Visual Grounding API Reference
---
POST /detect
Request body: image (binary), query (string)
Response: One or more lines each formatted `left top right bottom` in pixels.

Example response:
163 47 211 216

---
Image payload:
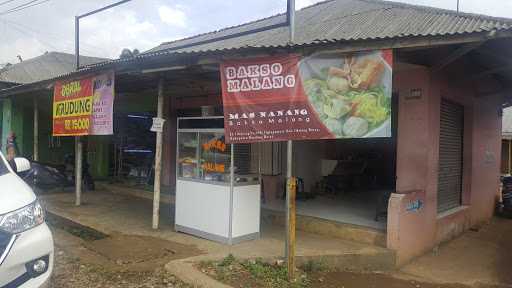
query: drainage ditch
46 212 108 241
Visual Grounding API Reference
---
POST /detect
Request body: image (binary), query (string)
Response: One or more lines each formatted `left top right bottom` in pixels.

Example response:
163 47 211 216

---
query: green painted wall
0 90 157 178
0 93 75 164
20 105 34 158
37 101 74 164
88 136 111 178
1 99 12 154
0 97 34 158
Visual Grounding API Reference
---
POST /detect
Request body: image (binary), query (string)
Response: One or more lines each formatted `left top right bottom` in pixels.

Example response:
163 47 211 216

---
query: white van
0 152 54 287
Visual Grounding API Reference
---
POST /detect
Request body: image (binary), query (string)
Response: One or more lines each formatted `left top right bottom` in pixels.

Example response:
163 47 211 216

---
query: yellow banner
53 96 93 119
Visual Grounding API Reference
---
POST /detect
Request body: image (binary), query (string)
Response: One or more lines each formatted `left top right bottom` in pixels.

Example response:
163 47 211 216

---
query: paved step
262 208 388 247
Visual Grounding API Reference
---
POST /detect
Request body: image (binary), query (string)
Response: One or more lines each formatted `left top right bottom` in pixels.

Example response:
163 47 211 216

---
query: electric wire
0 0 51 16
0 17 110 56
0 18 105 57
0 18 61 51
1 0 45 12
0 0 18 7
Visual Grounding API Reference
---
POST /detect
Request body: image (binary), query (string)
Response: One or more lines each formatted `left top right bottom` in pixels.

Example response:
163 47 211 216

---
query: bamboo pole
33 96 39 161
286 175 297 281
152 78 165 229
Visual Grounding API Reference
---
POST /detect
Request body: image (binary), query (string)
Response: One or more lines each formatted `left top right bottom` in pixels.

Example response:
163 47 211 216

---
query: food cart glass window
178 132 199 179
199 133 231 183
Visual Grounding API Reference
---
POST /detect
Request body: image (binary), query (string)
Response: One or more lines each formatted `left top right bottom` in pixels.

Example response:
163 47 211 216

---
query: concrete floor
39 189 393 265
396 217 512 287
263 190 388 230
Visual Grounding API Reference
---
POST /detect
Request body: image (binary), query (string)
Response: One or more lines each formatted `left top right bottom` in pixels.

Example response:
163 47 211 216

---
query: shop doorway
260 93 398 231
261 138 396 230
437 99 464 213
110 112 156 186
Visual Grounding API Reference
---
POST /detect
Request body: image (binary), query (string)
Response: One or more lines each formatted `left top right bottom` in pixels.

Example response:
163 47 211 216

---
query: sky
0 0 511 64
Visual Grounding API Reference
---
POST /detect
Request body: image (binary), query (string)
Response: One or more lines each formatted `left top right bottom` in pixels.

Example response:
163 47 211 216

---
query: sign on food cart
220 50 393 143
53 71 115 136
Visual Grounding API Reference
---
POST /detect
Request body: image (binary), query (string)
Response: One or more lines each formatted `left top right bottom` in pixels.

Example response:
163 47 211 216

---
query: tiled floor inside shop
262 189 389 230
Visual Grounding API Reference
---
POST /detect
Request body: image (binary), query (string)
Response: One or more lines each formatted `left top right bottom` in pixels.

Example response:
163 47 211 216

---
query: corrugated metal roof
2 0 512 97
26 0 512 77
147 0 512 54
0 51 108 84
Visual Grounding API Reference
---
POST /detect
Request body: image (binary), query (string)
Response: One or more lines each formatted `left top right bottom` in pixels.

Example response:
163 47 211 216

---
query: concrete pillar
162 93 177 192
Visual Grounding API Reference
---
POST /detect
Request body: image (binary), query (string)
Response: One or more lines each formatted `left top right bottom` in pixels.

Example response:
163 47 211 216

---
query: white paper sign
150 117 166 133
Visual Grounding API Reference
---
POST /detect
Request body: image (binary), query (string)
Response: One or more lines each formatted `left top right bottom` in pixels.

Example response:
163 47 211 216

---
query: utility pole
75 0 132 70
457 0 460 12
285 0 296 282
74 0 132 206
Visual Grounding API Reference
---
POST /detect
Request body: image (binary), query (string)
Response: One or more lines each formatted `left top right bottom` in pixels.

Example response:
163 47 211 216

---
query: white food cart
175 116 261 244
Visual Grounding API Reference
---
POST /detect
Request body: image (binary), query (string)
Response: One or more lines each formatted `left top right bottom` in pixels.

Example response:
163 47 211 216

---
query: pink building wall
388 64 503 265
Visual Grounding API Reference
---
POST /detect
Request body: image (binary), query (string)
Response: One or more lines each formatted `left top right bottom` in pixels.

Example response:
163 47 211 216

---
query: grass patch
200 254 313 288
300 259 328 273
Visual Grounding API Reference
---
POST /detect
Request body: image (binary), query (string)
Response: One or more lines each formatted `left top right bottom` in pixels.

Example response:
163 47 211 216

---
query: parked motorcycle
18 161 73 191
17 154 95 193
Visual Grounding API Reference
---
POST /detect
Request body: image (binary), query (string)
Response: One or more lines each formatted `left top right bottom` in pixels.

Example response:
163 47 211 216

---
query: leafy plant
301 259 328 273
219 254 236 267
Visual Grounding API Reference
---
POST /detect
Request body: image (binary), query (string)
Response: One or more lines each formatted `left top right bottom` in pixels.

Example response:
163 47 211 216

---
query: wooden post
33 96 39 161
152 78 165 229
75 136 82 206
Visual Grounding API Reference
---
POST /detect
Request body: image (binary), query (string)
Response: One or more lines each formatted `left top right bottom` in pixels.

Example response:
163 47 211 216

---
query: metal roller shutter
437 99 464 213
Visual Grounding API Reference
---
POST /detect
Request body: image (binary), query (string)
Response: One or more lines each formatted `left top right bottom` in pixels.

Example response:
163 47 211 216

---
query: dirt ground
46 207 512 288
50 251 190 288
307 271 503 288
399 217 512 287
199 215 512 288
48 222 202 288
199 256 505 288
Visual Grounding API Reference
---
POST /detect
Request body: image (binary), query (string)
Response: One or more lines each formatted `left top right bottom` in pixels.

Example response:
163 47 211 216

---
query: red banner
221 50 393 143
53 71 115 136
221 54 333 143
53 78 94 136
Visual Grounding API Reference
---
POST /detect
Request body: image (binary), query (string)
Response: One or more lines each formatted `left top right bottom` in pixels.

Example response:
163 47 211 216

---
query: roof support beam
430 42 483 72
